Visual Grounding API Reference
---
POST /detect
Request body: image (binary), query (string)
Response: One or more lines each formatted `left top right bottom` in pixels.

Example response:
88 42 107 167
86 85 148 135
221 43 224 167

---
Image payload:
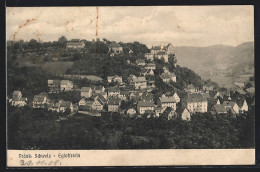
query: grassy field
18 61 74 74
200 73 252 90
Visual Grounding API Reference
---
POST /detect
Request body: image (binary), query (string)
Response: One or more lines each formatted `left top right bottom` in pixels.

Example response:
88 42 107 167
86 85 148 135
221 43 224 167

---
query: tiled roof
33 95 45 102
60 100 72 108
136 59 145 64
81 87 92 92
108 87 120 92
212 104 227 114
137 101 154 107
109 43 122 48
60 80 73 85
186 93 207 103
107 98 121 105
132 77 146 83
159 96 176 103
13 91 21 96
223 101 236 108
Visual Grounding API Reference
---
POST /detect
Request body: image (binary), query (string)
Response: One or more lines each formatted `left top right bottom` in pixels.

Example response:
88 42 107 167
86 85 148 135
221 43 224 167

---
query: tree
58 36 67 48
28 39 41 49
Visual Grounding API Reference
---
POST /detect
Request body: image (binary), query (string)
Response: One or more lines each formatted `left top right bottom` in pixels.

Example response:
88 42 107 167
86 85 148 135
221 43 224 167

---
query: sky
6 6 254 47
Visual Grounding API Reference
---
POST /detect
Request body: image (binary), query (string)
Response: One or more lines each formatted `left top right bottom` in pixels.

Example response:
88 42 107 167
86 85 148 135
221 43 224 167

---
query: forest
8 105 255 149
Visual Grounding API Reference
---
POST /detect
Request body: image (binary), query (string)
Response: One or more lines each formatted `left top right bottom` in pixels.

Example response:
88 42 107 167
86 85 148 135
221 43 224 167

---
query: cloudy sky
6 6 254 47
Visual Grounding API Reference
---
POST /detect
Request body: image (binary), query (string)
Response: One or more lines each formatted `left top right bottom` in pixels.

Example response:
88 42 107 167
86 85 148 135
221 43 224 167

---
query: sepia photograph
6 5 255 166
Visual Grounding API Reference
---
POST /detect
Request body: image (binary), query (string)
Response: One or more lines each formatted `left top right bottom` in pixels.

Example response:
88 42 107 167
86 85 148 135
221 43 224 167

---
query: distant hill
174 42 254 74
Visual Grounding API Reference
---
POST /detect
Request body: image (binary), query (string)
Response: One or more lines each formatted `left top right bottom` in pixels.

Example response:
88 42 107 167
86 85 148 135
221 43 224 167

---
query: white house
180 108 191 121
60 80 73 91
184 93 208 113
130 77 147 89
81 87 92 98
107 75 123 84
127 108 136 116
160 72 176 83
33 93 50 108
144 63 156 70
108 43 123 54
158 95 177 111
240 100 248 112
10 91 27 107
136 59 146 66
173 93 180 103
137 101 154 115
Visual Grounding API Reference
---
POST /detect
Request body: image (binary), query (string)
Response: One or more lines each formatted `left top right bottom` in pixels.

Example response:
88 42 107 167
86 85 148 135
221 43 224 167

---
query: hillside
174 42 254 74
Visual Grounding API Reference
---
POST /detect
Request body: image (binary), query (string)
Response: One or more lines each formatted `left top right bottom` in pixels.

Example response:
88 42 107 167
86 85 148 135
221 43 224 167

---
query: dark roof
108 87 120 92
33 95 46 102
212 104 227 114
186 93 207 103
223 101 237 108
109 43 122 48
157 51 166 55
60 100 72 108
107 98 121 105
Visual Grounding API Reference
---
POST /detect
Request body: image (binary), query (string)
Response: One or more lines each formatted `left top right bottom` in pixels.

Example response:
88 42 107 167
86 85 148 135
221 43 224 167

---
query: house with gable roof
48 80 61 93
10 91 27 107
107 97 121 112
108 87 120 97
183 92 208 113
108 42 123 54
81 87 92 98
60 80 73 91
32 92 50 108
158 94 177 111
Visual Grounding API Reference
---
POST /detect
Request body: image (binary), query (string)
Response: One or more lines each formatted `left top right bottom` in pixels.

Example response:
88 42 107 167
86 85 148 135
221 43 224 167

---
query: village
8 39 254 121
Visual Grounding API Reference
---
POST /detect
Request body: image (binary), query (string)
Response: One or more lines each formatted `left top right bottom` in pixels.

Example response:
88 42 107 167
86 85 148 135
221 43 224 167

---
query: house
78 100 94 112
127 75 137 83
176 107 191 121
10 91 27 107
107 97 121 112
92 98 104 111
108 43 123 54
108 87 120 97
158 94 177 111
173 92 180 103
214 91 224 99
59 100 73 113
239 100 248 113
201 92 210 99
160 72 176 83
144 63 156 70
129 49 133 54
211 104 227 114
119 91 129 101
127 108 136 116
163 66 170 74
140 69 154 76
203 85 214 92
48 80 61 93
150 43 174 55
137 101 154 115
140 92 154 102
60 80 73 91
136 59 146 66
156 52 169 62
184 84 196 93
154 107 163 117
66 39 85 49
32 93 50 108
79 98 87 106
130 77 147 89
222 101 240 114
93 86 105 94
145 53 154 61
99 92 108 100
183 93 208 113
163 107 178 120
107 75 123 84
81 87 92 98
